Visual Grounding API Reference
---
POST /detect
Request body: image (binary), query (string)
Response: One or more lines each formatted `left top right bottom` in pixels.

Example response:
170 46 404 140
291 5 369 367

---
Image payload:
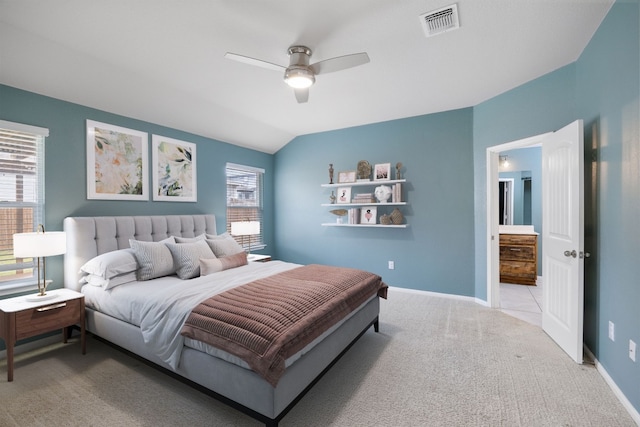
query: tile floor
499 277 542 327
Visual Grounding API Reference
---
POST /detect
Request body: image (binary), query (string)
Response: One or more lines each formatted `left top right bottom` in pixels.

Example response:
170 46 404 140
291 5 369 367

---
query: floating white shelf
321 223 408 228
321 202 407 207
321 179 406 188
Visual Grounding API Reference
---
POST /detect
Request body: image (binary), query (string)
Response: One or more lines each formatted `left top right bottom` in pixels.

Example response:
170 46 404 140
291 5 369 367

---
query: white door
541 120 584 363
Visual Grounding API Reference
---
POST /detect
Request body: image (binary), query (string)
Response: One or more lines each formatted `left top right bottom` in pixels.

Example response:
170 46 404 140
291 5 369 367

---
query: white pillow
165 240 216 279
80 271 138 290
129 239 175 281
205 233 244 257
79 249 138 279
200 252 248 276
174 234 206 243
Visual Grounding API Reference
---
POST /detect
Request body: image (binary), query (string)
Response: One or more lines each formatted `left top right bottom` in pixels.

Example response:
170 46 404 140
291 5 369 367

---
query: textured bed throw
181 264 387 386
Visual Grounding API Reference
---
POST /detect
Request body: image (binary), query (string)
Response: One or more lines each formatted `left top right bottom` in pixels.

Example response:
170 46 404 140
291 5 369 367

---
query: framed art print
360 206 377 224
337 187 352 204
338 170 357 183
152 135 197 202
374 163 391 181
86 120 148 200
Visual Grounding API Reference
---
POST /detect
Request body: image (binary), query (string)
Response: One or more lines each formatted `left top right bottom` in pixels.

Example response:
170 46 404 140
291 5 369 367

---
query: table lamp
230 221 260 257
13 224 66 300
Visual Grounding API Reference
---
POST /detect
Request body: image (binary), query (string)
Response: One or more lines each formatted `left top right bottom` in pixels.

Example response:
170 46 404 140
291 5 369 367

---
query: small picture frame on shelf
338 170 357 183
374 163 391 181
360 206 377 224
337 187 352 204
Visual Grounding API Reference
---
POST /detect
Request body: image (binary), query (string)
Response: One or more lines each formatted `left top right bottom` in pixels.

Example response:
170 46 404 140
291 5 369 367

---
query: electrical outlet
388 261 395 270
630 340 636 362
609 321 615 341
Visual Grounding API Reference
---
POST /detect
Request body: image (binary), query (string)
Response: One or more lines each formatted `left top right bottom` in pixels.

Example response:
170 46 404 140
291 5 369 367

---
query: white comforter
83 260 301 369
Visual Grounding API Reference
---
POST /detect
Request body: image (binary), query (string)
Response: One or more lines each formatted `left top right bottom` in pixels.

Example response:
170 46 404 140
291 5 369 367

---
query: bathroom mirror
499 170 532 225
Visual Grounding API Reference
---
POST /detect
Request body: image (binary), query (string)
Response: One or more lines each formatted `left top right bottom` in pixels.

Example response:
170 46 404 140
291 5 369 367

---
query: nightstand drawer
15 298 82 340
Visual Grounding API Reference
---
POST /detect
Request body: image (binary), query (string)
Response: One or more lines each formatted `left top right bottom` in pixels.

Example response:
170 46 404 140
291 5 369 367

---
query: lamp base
25 293 56 302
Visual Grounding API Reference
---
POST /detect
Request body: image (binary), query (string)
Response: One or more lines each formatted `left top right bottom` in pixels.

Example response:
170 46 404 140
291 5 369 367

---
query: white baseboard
389 286 481 304
584 346 640 425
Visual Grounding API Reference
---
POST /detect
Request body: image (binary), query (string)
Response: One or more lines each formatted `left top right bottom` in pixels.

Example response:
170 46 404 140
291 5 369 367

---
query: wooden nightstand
248 254 271 262
0 288 85 381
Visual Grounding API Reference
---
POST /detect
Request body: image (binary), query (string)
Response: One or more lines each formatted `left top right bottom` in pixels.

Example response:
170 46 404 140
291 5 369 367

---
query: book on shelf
352 193 375 203
348 208 360 224
392 183 402 203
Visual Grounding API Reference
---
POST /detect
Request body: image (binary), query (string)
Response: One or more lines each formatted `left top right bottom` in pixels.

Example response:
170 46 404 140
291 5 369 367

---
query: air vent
419 4 460 38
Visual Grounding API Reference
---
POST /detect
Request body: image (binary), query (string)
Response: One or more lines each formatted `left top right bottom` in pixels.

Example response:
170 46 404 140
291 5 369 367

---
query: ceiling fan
224 46 370 103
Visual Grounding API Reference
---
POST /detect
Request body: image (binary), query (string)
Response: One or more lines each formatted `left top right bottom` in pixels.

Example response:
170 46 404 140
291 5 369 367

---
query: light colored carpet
0 289 635 426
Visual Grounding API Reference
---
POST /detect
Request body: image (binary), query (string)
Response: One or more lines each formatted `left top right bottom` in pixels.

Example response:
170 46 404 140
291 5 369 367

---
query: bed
63 214 385 426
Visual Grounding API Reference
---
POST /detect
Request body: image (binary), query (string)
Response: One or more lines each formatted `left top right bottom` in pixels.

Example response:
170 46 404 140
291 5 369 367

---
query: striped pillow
166 240 216 279
129 239 175 281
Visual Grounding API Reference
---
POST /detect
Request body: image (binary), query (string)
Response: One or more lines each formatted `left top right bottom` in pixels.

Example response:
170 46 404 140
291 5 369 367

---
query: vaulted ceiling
0 1 614 153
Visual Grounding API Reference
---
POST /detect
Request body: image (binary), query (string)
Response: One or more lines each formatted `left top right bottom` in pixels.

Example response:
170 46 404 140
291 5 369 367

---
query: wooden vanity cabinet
499 233 538 285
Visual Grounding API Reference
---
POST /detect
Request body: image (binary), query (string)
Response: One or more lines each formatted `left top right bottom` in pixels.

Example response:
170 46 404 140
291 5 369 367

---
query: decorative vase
390 208 403 224
380 214 391 225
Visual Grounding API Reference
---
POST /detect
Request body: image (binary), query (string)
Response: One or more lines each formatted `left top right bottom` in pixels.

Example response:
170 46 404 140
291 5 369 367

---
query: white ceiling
0 1 613 154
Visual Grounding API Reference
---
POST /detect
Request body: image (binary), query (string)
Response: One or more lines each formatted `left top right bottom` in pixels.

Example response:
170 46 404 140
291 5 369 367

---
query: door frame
486 132 551 309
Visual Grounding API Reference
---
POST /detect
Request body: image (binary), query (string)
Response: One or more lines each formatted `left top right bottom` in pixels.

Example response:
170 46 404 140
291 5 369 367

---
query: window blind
0 122 47 285
225 163 264 249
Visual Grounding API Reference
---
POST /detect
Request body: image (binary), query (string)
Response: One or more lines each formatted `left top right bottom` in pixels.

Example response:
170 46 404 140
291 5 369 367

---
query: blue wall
273 109 476 296
0 84 275 288
472 64 577 301
577 0 640 411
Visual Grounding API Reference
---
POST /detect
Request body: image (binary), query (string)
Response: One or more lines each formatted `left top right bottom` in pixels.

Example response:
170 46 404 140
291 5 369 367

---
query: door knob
564 250 577 258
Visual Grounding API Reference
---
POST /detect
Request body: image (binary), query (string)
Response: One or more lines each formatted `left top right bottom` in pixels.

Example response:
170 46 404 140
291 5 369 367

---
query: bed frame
63 214 380 426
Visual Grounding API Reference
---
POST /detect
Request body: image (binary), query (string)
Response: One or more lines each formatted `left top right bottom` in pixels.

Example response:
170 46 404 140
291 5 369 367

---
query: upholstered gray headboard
63 215 217 291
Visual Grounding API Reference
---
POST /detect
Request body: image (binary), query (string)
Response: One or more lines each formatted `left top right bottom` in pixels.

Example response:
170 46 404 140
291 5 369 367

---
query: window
226 163 264 250
0 120 48 289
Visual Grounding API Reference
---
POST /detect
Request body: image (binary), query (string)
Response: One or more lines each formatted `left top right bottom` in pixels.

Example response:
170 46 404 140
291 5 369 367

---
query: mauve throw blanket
181 264 388 386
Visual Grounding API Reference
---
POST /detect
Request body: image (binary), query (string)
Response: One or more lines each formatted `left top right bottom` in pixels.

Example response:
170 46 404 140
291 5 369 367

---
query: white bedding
82 260 301 369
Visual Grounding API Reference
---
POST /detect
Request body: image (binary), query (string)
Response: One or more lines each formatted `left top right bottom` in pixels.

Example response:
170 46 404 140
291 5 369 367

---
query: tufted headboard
63 214 217 291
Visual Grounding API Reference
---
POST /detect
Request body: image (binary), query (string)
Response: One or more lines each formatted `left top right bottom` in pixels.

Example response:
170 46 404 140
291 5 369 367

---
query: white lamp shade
13 231 67 258
230 221 260 236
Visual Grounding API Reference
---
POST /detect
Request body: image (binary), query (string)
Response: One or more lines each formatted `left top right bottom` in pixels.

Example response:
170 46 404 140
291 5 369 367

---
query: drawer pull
509 248 522 252
36 302 67 312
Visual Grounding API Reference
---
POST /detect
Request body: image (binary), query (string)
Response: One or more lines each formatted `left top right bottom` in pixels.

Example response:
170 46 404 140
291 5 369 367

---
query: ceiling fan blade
224 52 285 72
310 52 370 75
294 87 309 103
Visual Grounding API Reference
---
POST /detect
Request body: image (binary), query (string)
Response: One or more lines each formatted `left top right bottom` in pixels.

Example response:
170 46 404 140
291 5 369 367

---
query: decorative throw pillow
205 233 244 257
129 239 175 281
79 249 138 279
200 252 248 276
165 240 216 279
174 234 206 243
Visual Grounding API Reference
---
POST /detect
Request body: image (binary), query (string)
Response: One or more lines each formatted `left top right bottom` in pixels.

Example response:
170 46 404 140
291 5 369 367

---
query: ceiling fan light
284 66 315 88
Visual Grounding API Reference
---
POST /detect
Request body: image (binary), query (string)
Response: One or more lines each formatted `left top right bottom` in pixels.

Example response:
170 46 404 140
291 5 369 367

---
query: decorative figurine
330 209 348 224
396 162 403 180
390 207 404 224
374 185 392 203
329 191 336 204
329 164 334 184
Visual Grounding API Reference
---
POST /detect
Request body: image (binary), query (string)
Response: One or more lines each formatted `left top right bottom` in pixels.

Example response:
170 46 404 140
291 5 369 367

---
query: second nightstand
0 288 86 382
248 254 271 262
